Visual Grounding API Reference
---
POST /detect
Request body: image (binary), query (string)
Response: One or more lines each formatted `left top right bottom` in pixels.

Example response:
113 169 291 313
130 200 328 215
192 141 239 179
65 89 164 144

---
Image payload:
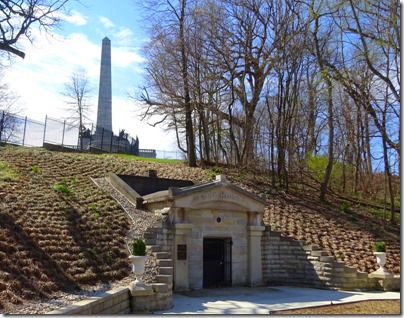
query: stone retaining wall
262 226 400 292
131 283 172 312
46 284 173 315
46 287 131 315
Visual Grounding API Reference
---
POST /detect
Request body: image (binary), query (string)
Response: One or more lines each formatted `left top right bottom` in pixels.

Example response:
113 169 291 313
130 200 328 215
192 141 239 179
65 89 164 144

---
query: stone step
155 252 171 259
159 267 173 275
144 238 157 245
145 227 163 234
150 220 162 227
146 245 164 253
151 283 169 293
157 275 172 284
157 259 173 267
147 245 171 253
311 250 328 257
144 232 157 239
320 256 335 263
146 245 160 253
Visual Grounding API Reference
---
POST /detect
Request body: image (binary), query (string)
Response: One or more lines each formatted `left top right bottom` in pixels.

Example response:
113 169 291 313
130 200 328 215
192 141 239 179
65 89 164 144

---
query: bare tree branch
0 0 71 59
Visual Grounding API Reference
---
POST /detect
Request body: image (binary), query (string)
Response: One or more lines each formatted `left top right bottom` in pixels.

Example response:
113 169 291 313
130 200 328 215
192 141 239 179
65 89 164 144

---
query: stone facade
143 175 268 291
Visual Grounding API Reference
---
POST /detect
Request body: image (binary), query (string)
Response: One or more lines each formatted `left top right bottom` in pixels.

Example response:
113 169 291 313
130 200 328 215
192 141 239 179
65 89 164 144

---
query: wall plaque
177 244 187 260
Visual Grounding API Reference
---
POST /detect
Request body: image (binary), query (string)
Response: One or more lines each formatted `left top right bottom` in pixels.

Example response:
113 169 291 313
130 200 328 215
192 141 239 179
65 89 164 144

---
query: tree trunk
312 15 334 202
179 0 197 167
319 76 334 202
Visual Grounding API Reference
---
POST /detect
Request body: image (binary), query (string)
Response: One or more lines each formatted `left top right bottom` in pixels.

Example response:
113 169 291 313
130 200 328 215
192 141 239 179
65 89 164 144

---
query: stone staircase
144 227 173 291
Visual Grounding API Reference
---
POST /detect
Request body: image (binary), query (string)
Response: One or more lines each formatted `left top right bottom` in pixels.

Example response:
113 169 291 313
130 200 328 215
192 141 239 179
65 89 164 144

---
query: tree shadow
0 212 74 304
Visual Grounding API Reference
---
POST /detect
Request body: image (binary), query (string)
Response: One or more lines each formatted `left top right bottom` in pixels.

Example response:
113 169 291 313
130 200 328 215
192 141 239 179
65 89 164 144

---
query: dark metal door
203 238 232 288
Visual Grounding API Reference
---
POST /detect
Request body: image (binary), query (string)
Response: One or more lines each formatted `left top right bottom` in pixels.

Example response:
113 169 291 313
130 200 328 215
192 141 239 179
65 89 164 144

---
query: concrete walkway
153 286 400 315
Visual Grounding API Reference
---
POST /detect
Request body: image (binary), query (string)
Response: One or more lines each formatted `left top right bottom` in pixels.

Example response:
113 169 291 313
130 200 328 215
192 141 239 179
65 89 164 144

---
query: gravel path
7 177 162 314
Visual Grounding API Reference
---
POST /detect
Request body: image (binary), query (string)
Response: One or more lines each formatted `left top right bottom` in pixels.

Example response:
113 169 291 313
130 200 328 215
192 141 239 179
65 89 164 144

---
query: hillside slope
0 146 210 312
0 146 400 312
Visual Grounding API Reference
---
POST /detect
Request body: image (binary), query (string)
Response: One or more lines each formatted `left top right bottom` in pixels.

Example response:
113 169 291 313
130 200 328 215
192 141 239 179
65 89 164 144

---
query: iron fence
0 111 151 157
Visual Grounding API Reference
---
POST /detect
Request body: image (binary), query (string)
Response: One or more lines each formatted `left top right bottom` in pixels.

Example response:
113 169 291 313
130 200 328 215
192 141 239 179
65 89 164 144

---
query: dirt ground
272 300 400 315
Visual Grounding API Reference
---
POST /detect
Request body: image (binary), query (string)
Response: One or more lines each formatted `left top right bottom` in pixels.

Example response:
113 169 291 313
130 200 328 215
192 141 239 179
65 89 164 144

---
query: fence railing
0 111 151 157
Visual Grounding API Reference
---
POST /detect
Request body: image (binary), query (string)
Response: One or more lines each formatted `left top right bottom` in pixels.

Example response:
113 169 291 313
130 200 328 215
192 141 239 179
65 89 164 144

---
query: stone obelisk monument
96 37 112 132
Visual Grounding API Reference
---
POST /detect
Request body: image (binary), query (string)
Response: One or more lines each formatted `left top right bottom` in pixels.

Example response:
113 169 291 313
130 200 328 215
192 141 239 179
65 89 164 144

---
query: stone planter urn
369 242 393 279
374 252 387 269
128 255 148 282
128 238 152 293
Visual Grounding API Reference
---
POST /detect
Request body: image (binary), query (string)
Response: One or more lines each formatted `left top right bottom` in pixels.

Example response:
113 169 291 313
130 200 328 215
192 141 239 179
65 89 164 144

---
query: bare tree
307 0 340 201
205 0 288 166
135 0 198 167
61 67 93 149
0 68 21 142
0 0 71 59
133 0 399 212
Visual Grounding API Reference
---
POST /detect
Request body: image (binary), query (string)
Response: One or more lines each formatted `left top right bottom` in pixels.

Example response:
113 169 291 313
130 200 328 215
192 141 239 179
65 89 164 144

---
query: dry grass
272 300 400 314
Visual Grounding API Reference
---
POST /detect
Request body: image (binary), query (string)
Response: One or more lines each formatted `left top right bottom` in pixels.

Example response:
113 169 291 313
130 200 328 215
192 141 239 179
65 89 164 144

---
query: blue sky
3 0 179 156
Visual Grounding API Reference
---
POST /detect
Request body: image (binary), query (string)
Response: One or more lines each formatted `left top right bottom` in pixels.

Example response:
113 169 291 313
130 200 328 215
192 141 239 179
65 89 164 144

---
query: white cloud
112 96 177 151
114 27 134 46
112 46 145 69
63 10 88 26
99 16 115 29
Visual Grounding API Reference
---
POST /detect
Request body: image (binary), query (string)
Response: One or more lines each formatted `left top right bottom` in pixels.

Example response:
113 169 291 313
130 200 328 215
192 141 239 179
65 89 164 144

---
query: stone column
96 37 112 132
247 225 266 287
173 223 193 291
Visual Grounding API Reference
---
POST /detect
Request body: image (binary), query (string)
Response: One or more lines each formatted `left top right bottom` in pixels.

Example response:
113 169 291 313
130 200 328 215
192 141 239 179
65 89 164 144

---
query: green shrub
212 166 223 174
92 212 101 219
132 238 146 256
374 241 386 252
306 154 352 190
89 203 99 212
340 201 350 213
31 165 41 174
52 178 78 195
52 183 73 194
208 166 224 179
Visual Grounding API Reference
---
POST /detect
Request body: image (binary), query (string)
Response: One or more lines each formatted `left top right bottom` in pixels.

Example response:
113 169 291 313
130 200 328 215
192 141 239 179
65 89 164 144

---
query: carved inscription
192 189 244 205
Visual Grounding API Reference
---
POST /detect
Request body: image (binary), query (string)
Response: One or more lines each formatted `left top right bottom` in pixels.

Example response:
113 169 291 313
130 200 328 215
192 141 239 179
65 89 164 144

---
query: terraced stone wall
262 226 400 291
45 285 173 314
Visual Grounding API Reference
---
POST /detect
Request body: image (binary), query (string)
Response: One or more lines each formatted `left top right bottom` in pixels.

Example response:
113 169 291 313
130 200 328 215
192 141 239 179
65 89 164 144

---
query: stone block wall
46 287 131 315
45 284 173 314
131 284 172 312
262 227 400 291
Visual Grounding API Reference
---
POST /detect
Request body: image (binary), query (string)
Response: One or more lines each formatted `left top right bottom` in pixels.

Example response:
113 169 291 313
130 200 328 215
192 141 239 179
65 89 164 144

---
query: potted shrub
370 240 393 278
373 241 387 269
128 238 148 282
132 238 147 256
